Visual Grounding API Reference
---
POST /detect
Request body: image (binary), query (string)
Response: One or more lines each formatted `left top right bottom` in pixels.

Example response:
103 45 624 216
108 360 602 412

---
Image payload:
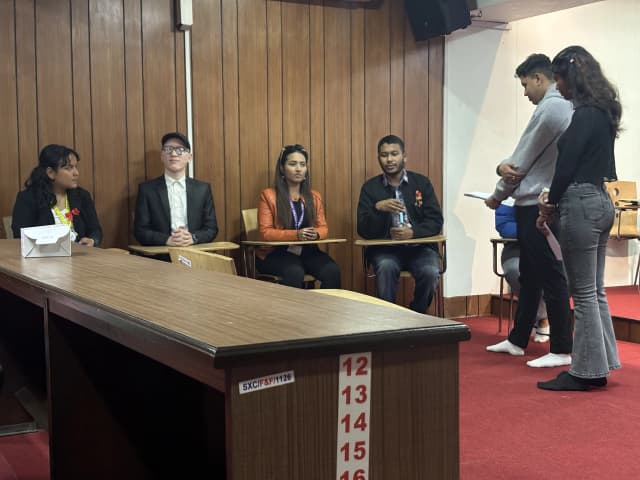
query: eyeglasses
161 145 190 155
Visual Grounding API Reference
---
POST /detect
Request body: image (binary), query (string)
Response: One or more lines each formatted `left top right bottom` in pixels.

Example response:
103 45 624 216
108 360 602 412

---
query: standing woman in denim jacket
537 46 622 391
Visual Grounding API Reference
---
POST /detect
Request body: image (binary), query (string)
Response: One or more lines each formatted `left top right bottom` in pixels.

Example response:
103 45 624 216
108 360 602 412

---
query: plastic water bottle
392 189 406 227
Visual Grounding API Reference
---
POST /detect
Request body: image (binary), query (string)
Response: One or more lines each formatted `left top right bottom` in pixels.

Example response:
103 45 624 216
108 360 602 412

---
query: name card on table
21 225 72 258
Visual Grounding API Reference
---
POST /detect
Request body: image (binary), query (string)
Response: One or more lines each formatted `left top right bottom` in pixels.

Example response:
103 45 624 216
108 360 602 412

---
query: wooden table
0 239 469 479
128 240 239 256
354 235 447 316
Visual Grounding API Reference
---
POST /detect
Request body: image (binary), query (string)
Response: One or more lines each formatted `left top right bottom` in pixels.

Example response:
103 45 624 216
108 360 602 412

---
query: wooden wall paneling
14 0 38 189
142 0 178 180
191 0 226 240
124 0 147 243
427 37 444 201
266 0 283 196
35 0 74 148
389 0 405 135
403 23 429 179
90 0 128 248
219 0 241 241
363 1 390 181
0 0 19 221
309 1 325 195
323 6 352 289
350 7 366 294
71 0 94 196
281 2 310 149
237 1 269 209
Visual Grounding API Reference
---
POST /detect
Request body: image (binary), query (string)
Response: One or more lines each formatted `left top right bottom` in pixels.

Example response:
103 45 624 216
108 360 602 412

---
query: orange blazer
257 188 329 259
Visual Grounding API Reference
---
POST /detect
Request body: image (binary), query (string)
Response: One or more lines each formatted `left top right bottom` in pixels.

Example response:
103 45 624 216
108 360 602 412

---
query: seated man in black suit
134 132 218 246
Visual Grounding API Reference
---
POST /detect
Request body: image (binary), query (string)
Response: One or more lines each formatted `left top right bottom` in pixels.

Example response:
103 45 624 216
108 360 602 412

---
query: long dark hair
551 46 622 137
25 144 79 209
273 144 316 227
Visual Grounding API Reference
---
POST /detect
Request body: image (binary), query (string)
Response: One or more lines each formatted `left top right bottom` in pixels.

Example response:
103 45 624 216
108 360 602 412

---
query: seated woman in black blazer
12 144 103 246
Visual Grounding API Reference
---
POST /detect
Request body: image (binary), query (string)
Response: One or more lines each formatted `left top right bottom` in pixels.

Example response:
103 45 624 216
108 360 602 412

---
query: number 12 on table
336 352 372 480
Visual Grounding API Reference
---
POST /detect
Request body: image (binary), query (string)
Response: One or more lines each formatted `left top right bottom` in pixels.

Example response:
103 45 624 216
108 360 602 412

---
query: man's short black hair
515 54 552 79
377 134 405 153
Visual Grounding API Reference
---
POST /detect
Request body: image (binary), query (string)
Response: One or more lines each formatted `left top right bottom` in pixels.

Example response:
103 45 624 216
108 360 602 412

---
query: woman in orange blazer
256 144 341 289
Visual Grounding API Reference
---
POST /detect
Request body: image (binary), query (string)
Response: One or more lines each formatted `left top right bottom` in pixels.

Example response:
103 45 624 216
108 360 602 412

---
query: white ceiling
467 0 606 23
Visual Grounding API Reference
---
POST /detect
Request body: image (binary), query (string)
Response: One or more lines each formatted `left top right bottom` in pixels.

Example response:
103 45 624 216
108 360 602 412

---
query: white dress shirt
164 174 188 231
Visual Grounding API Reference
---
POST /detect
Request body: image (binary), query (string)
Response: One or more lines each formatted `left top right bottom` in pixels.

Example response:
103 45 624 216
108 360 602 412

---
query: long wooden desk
0 239 469 479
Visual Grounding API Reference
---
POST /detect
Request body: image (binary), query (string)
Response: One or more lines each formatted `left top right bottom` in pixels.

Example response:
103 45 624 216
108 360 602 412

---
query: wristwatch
191 234 198 244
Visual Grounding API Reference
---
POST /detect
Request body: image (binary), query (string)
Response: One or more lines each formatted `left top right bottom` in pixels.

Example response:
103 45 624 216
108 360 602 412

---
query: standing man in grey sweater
485 54 574 369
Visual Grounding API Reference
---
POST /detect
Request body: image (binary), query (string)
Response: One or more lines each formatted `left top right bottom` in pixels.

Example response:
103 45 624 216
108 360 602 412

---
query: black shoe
537 371 591 391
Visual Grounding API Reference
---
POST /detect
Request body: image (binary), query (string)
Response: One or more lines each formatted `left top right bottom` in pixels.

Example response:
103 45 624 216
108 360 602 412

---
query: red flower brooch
65 208 80 222
415 190 423 208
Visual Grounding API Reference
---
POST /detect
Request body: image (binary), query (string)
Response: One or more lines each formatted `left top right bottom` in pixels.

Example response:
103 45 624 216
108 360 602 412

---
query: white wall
444 0 640 297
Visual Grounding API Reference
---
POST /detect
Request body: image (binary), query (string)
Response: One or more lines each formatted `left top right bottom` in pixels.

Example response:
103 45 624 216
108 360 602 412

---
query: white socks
533 325 550 343
486 340 525 356
526 353 572 368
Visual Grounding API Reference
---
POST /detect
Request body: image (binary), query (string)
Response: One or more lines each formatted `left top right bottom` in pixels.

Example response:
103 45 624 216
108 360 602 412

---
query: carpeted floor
1 315 640 479
461 316 640 479
606 285 640 320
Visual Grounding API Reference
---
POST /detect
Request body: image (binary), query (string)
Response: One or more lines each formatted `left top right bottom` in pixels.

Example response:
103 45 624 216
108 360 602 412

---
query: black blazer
11 187 103 246
134 176 218 246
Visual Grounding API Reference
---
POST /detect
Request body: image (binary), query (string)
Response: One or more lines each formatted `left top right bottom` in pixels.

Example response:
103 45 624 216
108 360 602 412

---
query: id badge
287 244 303 256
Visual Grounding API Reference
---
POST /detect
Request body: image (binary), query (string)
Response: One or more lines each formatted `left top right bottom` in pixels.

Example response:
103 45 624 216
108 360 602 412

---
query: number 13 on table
336 352 372 480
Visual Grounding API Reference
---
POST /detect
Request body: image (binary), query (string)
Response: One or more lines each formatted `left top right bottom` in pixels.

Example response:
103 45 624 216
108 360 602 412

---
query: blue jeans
366 245 440 313
559 183 620 378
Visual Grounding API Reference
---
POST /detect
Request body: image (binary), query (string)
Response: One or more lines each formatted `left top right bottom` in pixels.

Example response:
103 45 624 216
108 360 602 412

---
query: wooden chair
354 236 447 317
605 181 640 284
169 247 237 276
240 208 316 286
490 237 517 333
3 216 13 239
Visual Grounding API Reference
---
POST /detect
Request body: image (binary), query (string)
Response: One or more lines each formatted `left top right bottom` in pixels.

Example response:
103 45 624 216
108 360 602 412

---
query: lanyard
289 197 305 230
52 195 76 232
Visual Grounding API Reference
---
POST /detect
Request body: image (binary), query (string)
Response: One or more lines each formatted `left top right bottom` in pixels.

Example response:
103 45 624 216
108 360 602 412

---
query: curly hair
25 144 79 209
273 144 316 228
552 46 622 137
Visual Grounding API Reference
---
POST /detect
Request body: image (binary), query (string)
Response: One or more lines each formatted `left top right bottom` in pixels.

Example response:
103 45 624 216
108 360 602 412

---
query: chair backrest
241 208 259 241
3 216 13 239
169 248 237 275
605 181 639 238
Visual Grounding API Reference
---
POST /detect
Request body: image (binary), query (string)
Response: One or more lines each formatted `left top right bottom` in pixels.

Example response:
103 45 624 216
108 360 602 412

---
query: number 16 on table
336 352 372 480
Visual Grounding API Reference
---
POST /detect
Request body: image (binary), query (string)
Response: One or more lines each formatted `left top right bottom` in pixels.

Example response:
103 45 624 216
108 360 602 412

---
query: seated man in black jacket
357 135 443 313
134 132 218 246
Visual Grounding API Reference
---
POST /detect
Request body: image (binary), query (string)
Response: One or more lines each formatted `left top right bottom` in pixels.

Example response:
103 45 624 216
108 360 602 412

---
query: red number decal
342 357 352 376
353 440 366 460
341 385 351 404
355 356 368 375
341 413 350 433
340 442 350 461
354 384 367 404
353 469 366 480
353 412 367 431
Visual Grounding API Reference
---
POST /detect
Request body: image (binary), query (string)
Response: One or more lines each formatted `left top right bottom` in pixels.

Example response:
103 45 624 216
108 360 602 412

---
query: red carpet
0 431 48 480
607 285 640 321
461 317 640 479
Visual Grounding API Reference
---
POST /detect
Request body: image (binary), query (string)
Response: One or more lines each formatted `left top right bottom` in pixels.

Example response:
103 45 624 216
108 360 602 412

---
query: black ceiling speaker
405 0 471 41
